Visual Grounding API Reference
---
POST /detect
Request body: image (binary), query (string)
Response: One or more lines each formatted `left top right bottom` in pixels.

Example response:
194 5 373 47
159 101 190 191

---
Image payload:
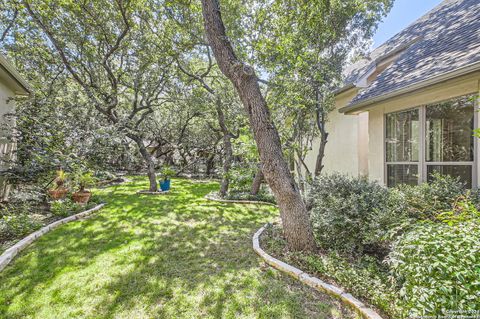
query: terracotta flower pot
72 191 92 204
48 188 68 200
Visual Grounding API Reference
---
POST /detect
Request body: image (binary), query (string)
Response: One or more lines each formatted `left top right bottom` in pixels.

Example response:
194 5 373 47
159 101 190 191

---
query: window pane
426 96 474 162
386 109 419 162
427 165 472 188
387 164 418 187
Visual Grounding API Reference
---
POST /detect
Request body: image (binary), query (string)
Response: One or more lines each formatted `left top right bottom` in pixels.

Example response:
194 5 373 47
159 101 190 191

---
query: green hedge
305 173 480 317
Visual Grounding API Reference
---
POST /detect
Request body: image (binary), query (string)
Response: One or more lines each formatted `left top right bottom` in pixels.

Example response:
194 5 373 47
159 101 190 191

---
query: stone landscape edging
137 190 170 195
253 224 384 319
204 194 277 206
0 203 106 272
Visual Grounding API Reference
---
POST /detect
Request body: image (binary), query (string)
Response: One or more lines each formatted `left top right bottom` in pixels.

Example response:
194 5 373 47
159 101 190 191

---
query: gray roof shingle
342 0 480 109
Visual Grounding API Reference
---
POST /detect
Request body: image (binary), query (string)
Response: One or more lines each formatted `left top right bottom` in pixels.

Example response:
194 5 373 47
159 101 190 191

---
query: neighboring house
0 54 31 200
303 0 480 188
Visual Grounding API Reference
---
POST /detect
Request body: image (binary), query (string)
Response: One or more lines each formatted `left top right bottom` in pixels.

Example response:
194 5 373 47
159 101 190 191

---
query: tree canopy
0 0 392 249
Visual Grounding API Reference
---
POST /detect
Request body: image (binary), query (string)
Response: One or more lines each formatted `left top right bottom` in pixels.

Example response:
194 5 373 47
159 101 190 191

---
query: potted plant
48 170 69 200
72 171 95 204
159 166 175 191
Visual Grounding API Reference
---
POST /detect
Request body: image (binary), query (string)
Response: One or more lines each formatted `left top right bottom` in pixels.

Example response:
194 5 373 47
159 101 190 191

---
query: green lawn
0 178 355 319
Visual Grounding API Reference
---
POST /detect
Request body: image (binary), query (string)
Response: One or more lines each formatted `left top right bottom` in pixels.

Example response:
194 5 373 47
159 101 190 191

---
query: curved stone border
137 190 170 195
0 203 105 272
253 224 384 319
97 177 130 188
205 195 277 206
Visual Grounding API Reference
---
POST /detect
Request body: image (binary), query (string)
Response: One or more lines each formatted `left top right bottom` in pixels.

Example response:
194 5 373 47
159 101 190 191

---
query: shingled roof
339 0 480 113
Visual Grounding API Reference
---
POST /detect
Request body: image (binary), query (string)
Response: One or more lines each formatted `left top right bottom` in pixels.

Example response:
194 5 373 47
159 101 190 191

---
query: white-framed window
385 95 476 188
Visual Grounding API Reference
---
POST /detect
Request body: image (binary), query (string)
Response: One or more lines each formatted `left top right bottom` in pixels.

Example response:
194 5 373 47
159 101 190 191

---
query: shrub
309 173 479 256
308 173 395 255
388 221 480 316
159 166 176 181
435 196 480 225
392 173 468 221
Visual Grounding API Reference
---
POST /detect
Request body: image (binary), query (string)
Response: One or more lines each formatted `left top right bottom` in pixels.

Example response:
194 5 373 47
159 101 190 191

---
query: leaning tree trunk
314 94 329 177
201 0 316 251
129 134 158 192
250 164 264 195
314 131 328 177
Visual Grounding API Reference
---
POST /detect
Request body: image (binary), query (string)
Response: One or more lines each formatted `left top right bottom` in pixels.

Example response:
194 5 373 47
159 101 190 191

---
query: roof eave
0 55 32 96
339 61 480 114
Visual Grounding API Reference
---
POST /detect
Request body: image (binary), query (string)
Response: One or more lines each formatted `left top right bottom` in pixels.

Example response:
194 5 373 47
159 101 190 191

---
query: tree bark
200 0 316 251
250 164 264 195
295 158 305 194
219 134 232 197
129 134 158 192
205 154 215 176
314 131 328 177
216 98 233 198
314 92 329 177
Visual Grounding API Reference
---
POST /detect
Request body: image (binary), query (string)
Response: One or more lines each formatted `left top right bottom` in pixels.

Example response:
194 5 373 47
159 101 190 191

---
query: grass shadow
0 178 356 319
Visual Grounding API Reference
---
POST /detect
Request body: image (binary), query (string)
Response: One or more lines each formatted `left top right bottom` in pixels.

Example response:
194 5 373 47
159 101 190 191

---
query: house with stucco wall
0 54 31 200
303 0 480 188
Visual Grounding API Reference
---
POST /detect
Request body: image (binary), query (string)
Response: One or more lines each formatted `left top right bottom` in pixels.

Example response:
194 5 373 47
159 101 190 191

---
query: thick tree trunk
129 134 158 192
250 164 264 195
201 0 316 251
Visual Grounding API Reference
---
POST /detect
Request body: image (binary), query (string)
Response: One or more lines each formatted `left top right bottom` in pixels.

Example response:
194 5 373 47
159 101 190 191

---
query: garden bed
206 190 276 205
254 224 384 319
0 174 122 254
0 196 102 254
276 173 480 318
260 224 393 318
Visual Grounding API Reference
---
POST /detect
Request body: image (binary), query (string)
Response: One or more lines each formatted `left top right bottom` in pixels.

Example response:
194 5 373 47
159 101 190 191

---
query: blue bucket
160 179 171 191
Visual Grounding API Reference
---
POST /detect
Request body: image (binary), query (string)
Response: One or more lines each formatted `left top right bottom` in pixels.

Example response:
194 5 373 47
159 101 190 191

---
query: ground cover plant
262 173 480 318
0 178 358 319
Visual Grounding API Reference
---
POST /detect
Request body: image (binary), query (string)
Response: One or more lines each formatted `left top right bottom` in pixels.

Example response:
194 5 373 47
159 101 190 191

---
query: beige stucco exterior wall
357 112 369 176
366 71 480 185
302 71 480 187
303 89 361 176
